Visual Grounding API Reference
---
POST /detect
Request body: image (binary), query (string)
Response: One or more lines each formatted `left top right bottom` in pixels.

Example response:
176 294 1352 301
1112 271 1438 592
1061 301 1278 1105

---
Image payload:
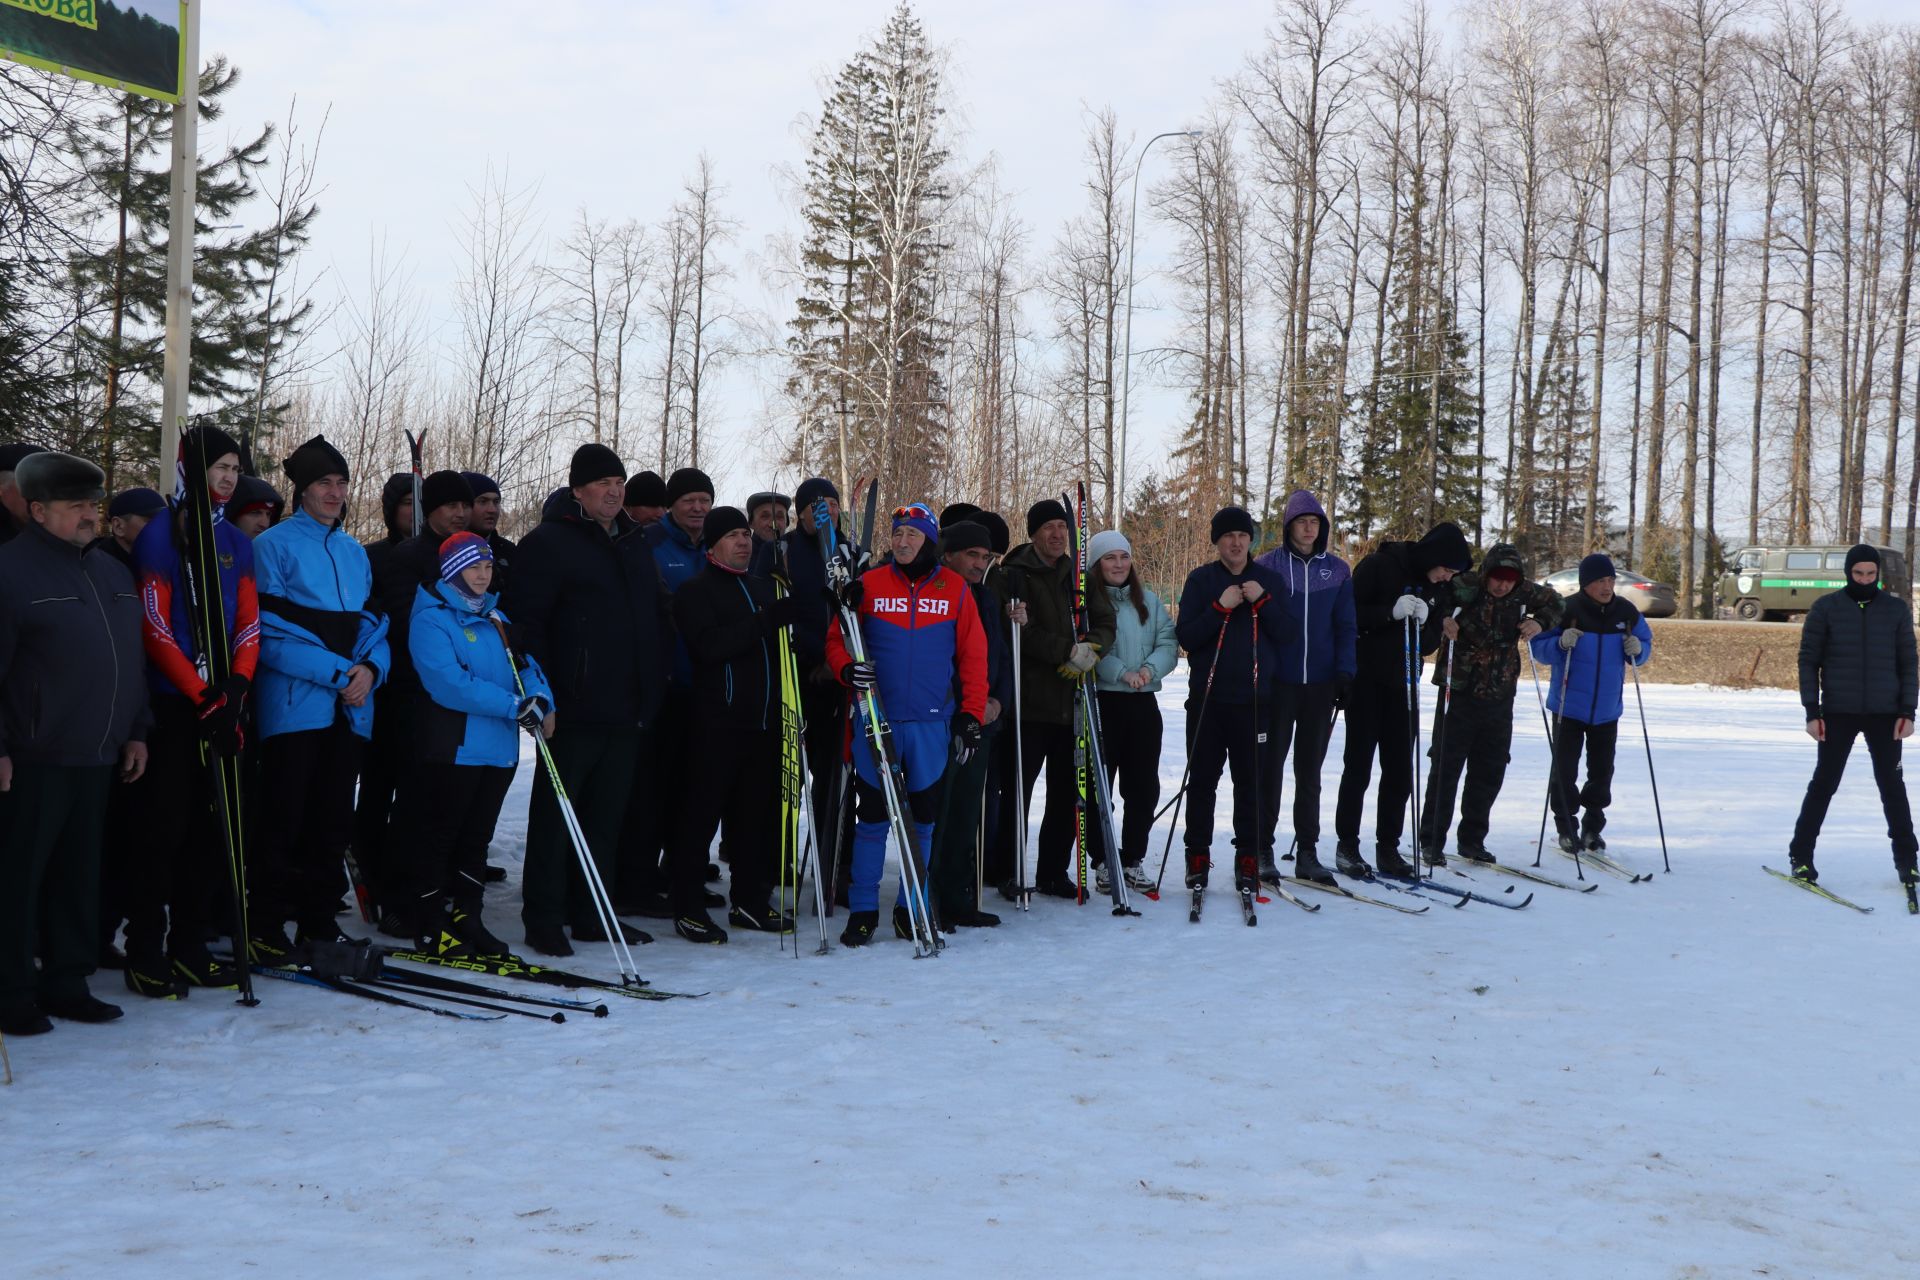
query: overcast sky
205 0 1915 504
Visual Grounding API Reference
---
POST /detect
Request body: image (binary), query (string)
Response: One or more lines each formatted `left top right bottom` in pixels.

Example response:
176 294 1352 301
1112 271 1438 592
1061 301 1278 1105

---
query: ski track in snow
8 681 1919 1277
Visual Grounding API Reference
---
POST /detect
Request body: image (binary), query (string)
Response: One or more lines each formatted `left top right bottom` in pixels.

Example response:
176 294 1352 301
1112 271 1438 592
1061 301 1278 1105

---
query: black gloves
1332 676 1353 711
765 595 801 630
196 674 249 754
515 695 550 732
843 661 877 691
953 712 983 764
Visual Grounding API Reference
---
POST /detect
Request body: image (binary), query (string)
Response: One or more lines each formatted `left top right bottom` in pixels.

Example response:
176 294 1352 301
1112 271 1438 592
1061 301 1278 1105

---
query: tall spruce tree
785 3 952 507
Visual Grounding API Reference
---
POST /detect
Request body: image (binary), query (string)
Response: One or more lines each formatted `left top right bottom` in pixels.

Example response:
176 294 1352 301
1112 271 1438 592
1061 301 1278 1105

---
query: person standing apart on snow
1786 544 1918 888
1329 522 1470 881
1252 489 1356 885
1528 554 1652 855
1417 543 1561 865
1173 507 1290 897
827 503 989 946
0 451 150 1036
1087 529 1176 896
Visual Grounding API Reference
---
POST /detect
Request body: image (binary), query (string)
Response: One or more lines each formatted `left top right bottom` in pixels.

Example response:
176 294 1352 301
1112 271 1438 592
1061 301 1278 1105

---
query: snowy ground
9 680 1920 1278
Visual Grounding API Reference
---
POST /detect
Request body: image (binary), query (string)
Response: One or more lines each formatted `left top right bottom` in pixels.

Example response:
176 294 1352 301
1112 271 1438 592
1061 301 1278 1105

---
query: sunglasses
893 503 934 521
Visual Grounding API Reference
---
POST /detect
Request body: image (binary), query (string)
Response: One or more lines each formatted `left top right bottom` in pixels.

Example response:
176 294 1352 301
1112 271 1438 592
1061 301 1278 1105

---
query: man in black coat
665 507 801 944
504 444 667 957
928 519 1008 928
0 441 48 549
1331 521 1469 880
1788 543 1919 886
462 471 514 595
783 477 857 903
0 452 151 1035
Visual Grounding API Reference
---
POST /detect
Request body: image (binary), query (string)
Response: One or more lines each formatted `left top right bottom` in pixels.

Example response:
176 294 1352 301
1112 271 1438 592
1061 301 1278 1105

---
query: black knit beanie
569 443 626 488
667 467 715 504
1027 499 1070 538
1210 506 1256 544
421 470 474 516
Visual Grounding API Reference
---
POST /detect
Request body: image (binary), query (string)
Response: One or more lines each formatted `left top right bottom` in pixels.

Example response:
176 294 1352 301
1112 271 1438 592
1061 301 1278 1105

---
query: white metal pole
1116 129 1200 531
158 1 201 482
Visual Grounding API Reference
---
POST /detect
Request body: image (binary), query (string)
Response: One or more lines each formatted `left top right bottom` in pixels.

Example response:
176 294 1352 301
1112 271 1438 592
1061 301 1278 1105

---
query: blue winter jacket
646 514 705 688
1174 559 1292 707
252 507 390 740
1528 592 1652 726
1254 489 1357 685
1093 583 1178 695
410 582 553 768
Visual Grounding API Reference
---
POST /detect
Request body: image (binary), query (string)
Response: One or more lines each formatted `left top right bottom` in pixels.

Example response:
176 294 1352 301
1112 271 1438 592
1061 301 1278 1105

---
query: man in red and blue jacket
827 503 989 945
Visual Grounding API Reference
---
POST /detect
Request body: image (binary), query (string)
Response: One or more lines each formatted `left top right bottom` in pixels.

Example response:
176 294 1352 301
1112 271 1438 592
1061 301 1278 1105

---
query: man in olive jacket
1788 543 1919 886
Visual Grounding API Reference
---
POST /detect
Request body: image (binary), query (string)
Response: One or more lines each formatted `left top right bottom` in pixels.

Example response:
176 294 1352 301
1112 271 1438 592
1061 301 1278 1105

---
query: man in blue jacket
1529 554 1653 854
247 436 391 958
1174 507 1291 898
1253 489 1356 885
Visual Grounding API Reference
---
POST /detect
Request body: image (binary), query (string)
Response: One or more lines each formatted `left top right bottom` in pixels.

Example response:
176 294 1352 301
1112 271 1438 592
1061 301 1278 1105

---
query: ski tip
1516 893 1535 908
1451 894 1470 908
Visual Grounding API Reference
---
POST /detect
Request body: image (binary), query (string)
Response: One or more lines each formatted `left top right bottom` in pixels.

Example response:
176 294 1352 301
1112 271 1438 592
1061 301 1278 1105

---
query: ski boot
1293 844 1337 886
124 955 187 1000
1582 827 1608 854
523 924 573 957
729 903 796 933
1235 855 1260 926
1789 860 1818 884
1421 842 1448 868
1257 852 1281 885
1095 863 1112 895
444 907 513 960
1184 853 1210 889
1456 841 1497 865
246 926 294 966
840 910 879 948
1122 863 1157 894
1334 840 1371 878
573 917 652 946
673 912 728 945
1375 845 1418 879
944 904 1002 928
1556 827 1583 854
171 950 239 990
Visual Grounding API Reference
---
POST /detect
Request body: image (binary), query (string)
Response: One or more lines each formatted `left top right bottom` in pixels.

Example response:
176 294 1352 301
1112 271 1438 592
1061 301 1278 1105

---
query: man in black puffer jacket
1330 522 1470 880
1787 543 1919 887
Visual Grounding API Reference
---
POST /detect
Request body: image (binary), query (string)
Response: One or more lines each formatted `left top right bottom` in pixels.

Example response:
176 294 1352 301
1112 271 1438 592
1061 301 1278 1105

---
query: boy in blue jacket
1529 554 1653 853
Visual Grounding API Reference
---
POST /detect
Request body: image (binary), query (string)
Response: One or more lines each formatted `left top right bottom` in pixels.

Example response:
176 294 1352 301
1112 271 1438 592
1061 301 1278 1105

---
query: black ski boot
894 904 937 940
481 862 508 883
1582 827 1607 854
247 926 294 965
1899 859 1918 887
445 907 513 959
1334 840 1371 878
0 1002 53 1036
728 903 795 933
1293 844 1337 886
1456 841 1497 865
124 955 186 1000
1421 842 1448 868
1035 874 1080 899
1375 845 1418 879
1234 855 1260 893
1556 826 1583 854
1257 852 1281 885
943 904 1001 928
171 950 239 990
523 924 573 957
1184 853 1210 889
1790 860 1818 884
42 992 124 1024
573 917 653 946
840 910 879 947
673 912 728 945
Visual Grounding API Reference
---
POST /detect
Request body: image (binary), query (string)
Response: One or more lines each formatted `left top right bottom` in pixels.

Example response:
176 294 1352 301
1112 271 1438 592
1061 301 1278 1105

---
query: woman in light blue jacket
1088 530 1178 892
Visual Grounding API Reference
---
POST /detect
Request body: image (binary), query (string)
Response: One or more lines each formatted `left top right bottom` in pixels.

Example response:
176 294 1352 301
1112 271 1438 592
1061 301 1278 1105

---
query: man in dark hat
0 440 49 547
370 473 413 558
93 487 168 570
227 476 284 538
1786 543 1919 888
623 470 668 529
780 476 859 905
0 451 151 1034
505 443 666 956
1331 521 1471 881
930 519 1008 928
461 471 513 594
1529 553 1653 856
746 490 792 578
249 436 391 957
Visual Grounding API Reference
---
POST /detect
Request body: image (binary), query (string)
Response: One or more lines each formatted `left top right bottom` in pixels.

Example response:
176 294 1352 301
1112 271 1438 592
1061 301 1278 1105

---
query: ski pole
1423 607 1462 860
1628 654 1672 874
1528 644 1583 879
1151 618 1230 895
1404 614 1423 881
1010 596 1029 911
1249 591 1265 895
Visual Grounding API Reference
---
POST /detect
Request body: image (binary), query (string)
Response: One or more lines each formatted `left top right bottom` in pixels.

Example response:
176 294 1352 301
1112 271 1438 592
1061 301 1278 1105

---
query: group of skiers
3 428 1917 1037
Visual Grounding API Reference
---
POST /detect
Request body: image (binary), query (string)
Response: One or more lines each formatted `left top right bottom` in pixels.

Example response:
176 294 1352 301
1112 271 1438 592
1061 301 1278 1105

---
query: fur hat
17 451 106 504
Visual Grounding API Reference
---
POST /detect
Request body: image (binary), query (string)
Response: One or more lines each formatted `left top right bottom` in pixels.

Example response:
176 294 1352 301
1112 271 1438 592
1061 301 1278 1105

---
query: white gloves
1558 627 1583 651
1391 594 1429 623
1621 634 1643 658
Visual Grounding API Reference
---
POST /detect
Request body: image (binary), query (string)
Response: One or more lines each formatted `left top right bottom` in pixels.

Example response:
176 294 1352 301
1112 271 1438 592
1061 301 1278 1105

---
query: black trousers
523 721 640 931
1016 720 1080 882
258 718 364 934
1261 682 1335 851
670 718 778 914
123 696 225 963
1097 690 1163 866
349 686 414 905
1183 700 1260 880
1549 717 1619 838
0 763 111 1008
1335 676 1417 852
1789 712 1920 867
397 762 515 915
616 686 687 904
1420 692 1516 850
985 722 1022 885
932 734 993 913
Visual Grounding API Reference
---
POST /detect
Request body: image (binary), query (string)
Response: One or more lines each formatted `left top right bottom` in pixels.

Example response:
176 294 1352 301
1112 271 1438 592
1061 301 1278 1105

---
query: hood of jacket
1482 542 1525 577
1280 489 1330 557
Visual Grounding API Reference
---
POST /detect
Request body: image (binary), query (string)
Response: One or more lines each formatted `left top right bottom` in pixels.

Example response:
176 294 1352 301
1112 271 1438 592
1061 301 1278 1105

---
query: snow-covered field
11 681 1920 1278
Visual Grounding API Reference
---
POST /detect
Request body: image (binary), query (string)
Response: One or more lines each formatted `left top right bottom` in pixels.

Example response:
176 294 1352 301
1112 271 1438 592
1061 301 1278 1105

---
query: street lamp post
1116 128 1202 530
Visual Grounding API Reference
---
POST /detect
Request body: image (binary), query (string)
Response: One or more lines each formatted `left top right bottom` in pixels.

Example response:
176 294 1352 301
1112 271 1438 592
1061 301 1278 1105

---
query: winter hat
892 501 939 548
1414 522 1473 573
461 471 500 500
1578 553 1616 589
380 473 414 532
746 491 791 518
978 511 1011 556
229 475 284 520
794 476 839 510
282 435 349 496
624 470 668 508
1210 506 1256 544
939 520 992 555
1846 543 1881 574
180 424 242 470
1086 529 1131 566
438 530 493 583
1026 498 1070 538
666 467 715 505
420 470 474 516
1486 564 1522 585
569 443 626 489
940 501 983 529
0 441 47 474
703 505 751 548
108 487 167 519
17 451 106 504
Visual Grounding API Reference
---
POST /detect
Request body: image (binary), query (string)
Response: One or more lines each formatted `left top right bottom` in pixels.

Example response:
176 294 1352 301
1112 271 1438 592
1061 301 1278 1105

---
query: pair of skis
1064 484 1138 919
1763 866 1920 915
772 545 831 955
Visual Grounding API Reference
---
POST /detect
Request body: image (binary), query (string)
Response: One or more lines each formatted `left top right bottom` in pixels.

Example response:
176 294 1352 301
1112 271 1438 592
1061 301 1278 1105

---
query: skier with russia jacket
1418 542 1561 865
1252 488 1356 885
399 532 552 958
1786 543 1918 886
1331 521 1470 881
1528 553 1653 854
250 436 391 957
1173 506 1293 898
827 503 989 946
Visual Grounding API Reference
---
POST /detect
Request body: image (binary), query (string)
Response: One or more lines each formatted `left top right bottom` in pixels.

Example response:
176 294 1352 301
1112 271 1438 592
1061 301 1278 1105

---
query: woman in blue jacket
1528 554 1652 854
400 532 553 957
1088 530 1178 894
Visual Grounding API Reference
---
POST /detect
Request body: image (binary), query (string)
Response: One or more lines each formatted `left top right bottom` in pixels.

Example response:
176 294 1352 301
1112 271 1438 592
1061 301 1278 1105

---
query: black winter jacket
503 496 669 731
780 519 854 671
674 562 794 731
1351 542 1448 683
0 522 151 765
1174 559 1292 707
999 543 1116 725
370 529 451 693
1799 587 1918 720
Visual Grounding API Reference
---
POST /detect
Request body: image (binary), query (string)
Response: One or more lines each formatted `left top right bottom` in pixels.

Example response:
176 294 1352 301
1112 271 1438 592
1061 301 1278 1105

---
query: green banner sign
0 0 186 103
